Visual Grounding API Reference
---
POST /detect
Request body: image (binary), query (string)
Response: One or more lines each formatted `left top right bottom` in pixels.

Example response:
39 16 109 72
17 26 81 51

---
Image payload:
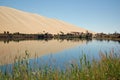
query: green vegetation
0 51 120 80
95 32 120 41
0 31 92 41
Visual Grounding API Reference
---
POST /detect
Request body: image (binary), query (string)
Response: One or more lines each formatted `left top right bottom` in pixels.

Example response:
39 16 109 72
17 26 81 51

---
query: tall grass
0 51 120 80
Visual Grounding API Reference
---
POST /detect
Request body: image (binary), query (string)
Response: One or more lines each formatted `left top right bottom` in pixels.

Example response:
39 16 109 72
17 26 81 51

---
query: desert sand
0 6 90 34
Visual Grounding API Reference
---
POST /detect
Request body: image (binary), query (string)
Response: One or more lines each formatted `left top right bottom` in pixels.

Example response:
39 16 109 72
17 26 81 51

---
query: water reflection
0 39 120 73
96 39 120 44
0 38 92 43
0 39 88 65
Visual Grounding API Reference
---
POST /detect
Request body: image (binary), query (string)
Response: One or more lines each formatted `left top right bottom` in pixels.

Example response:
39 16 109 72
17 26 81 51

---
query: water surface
0 39 120 71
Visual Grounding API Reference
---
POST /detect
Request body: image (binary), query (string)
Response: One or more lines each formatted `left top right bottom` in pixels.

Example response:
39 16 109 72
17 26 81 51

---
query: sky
0 0 120 33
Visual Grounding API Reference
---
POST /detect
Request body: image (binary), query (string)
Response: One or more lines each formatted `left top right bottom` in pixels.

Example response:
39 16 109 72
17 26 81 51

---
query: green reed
0 50 120 80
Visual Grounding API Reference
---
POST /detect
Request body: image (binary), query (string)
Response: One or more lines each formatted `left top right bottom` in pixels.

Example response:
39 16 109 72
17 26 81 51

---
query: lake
0 39 120 72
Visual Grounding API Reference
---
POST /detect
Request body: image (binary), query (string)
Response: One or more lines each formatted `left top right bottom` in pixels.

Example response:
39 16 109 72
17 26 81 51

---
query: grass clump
0 51 120 80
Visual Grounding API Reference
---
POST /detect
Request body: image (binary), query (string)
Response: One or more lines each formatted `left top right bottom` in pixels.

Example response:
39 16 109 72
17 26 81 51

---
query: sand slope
0 6 89 34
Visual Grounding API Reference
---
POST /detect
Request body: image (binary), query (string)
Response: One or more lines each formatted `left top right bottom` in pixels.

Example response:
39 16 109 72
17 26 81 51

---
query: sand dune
0 6 90 34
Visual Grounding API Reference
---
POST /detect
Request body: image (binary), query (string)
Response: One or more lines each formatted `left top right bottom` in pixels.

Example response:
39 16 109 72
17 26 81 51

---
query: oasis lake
0 39 120 72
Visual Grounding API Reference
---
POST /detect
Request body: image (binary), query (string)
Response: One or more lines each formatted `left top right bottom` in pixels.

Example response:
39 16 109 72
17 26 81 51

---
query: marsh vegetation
0 50 120 80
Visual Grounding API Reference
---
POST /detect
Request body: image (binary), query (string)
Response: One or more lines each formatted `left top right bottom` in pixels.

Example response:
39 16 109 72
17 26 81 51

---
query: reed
0 50 120 80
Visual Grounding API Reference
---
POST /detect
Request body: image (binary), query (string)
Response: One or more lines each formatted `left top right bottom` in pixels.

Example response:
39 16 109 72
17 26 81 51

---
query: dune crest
0 6 90 34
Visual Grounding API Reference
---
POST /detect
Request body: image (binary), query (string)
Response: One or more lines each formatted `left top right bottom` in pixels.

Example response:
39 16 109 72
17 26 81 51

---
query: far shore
0 31 120 42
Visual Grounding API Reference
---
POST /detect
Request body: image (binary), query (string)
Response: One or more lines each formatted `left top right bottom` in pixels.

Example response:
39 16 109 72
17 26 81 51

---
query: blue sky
0 0 120 33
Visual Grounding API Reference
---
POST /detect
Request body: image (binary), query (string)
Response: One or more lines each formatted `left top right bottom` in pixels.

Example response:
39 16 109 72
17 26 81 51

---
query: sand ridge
0 6 90 34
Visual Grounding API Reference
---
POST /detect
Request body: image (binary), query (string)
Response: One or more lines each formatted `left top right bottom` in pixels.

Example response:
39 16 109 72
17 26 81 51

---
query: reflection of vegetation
0 51 120 79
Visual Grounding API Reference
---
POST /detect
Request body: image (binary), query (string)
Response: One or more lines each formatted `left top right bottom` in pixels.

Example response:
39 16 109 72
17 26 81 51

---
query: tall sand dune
0 6 90 34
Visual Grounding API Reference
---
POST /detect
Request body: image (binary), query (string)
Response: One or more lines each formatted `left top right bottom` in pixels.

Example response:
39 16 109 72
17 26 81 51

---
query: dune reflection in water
0 39 87 65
